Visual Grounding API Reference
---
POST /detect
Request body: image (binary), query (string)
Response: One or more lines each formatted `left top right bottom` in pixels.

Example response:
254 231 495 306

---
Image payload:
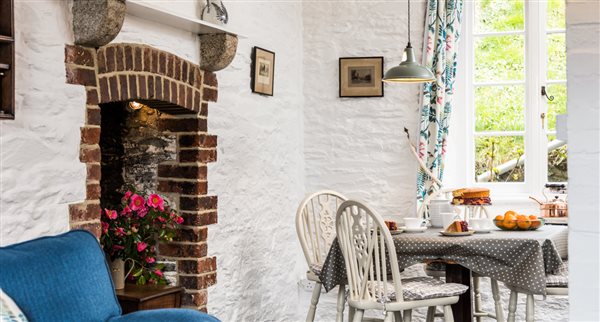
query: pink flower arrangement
100 190 183 285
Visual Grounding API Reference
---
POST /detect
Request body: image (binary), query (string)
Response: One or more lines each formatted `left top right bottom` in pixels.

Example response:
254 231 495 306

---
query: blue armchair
0 230 219 322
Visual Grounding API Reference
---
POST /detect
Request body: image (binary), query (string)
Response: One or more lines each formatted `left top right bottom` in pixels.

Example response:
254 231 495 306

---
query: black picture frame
339 56 384 98
251 46 275 96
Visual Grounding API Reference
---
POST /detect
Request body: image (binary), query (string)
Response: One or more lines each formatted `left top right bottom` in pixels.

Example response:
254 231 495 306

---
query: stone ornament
199 33 238 72
72 0 126 47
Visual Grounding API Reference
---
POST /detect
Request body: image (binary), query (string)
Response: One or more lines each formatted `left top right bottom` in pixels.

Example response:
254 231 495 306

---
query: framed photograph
339 57 384 98
251 47 275 96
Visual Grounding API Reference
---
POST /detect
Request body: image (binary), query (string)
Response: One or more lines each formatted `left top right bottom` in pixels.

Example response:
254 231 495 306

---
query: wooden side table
115 284 184 314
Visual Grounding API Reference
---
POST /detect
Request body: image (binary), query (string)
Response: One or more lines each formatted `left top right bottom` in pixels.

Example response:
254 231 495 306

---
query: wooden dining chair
296 190 348 322
507 262 568 322
336 199 468 322
420 190 504 322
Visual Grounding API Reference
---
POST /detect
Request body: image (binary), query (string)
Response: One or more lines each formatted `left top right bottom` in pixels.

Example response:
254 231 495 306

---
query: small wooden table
116 284 184 314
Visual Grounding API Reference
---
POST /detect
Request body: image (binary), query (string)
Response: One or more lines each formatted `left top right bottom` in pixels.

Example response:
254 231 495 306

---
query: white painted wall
303 0 427 221
566 1 600 321
0 0 85 245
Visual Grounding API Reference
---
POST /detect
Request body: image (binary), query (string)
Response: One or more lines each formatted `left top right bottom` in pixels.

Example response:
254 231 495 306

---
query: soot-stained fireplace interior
99 102 177 208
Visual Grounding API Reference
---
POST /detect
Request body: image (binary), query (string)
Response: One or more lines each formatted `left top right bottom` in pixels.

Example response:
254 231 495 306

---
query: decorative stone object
72 0 126 47
199 33 238 72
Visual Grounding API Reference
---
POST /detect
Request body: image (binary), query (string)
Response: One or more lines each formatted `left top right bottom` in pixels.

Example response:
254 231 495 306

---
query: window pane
547 33 566 80
475 136 525 183
475 0 524 33
475 85 525 131
547 0 566 30
545 84 567 131
548 135 568 182
475 35 525 82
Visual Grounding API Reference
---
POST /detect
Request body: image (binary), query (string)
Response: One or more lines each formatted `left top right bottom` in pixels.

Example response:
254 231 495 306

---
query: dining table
319 225 568 321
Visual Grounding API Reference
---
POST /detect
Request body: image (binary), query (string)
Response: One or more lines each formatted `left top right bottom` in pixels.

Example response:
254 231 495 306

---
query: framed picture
251 47 275 96
339 57 384 98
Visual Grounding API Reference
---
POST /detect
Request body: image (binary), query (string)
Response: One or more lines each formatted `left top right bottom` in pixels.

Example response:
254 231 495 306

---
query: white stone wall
566 0 600 321
303 1 427 221
203 1 306 320
0 0 85 245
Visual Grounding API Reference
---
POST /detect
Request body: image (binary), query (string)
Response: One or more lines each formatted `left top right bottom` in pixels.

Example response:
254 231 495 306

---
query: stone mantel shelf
127 0 245 39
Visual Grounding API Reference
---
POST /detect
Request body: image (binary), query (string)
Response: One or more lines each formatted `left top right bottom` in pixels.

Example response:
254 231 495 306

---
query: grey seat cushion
371 276 468 301
546 261 568 287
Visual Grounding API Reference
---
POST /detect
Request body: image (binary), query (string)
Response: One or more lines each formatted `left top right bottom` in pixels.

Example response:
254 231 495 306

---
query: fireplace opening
99 101 177 209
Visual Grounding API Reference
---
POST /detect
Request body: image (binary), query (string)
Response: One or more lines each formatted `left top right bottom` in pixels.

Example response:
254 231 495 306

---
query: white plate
472 228 492 234
390 229 404 235
439 230 475 237
399 226 427 233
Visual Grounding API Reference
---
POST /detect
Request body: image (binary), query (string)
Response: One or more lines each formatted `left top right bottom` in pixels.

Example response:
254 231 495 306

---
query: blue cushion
0 230 121 322
109 309 220 322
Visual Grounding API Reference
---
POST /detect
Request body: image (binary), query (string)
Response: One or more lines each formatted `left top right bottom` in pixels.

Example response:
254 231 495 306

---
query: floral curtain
417 0 464 200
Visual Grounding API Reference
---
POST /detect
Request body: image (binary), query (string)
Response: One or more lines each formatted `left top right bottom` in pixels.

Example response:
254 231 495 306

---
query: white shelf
126 0 244 38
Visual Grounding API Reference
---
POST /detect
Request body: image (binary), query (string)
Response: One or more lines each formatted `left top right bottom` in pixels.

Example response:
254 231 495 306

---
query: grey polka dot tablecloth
319 225 568 295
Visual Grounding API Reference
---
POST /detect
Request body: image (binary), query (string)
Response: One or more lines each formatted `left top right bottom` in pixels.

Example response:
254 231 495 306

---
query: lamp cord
407 0 412 47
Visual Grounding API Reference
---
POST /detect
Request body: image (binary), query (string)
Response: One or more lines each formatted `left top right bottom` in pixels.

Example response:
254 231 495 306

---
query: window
459 0 567 194
0 0 14 120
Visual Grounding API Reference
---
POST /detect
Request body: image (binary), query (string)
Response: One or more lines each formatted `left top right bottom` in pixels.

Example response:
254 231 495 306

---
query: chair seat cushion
309 263 322 275
546 262 568 287
371 277 469 301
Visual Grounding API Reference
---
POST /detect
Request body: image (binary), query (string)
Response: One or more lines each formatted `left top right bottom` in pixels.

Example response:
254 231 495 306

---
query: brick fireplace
65 43 218 311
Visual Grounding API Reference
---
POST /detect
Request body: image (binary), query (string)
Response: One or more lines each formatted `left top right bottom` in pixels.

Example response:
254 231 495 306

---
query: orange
528 215 538 220
516 214 527 221
503 220 517 230
530 220 542 229
504 210 517 217
495 215 504 221
517 219 532 230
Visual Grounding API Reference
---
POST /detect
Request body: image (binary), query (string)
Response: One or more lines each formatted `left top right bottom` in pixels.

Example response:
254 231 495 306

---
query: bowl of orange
493 211 545 231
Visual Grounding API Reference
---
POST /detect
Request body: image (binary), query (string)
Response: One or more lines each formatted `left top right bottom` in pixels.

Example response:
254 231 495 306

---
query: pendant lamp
382 0 435 83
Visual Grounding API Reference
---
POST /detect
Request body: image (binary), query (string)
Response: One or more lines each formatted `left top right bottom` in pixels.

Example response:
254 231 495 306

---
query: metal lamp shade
383 46 435 83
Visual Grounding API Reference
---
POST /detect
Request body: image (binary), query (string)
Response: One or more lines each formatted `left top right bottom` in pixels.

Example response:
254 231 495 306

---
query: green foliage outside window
473 0 567 183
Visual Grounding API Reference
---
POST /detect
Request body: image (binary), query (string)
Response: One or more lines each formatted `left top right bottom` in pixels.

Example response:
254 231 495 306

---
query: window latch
541 86 554 101
541 112 546 129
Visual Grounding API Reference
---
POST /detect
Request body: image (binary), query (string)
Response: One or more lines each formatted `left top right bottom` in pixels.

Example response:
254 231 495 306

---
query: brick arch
65 43 218 311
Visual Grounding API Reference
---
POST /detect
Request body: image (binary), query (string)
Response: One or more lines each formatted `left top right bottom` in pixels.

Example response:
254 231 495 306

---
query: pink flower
129 194 145 211
101 222 109 234
104 208 118 220
157 216 166 223
176 216 184 224
136 242 147 252
113 245 124 251
147 194 164 210
137 207 148 218
154 269 163 277
122 191 133 201
120 206 132 216
115 227 125 237
145 257 156 264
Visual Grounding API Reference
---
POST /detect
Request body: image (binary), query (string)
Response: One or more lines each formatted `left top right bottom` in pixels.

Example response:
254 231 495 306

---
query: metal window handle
541 112 546 129
541 86 554 101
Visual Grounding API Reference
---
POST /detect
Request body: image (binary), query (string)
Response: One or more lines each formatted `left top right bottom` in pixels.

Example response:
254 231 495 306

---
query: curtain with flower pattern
417 0 464 200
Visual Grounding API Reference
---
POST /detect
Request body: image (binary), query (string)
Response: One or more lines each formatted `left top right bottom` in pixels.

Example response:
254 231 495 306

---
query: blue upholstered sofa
0 230 219 322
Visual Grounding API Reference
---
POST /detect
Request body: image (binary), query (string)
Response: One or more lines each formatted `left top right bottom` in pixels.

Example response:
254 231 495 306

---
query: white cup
404 217 427 229
470 218 492 230
441 212 462 230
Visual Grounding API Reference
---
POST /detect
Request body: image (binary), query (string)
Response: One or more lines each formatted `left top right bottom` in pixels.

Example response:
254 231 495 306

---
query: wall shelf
126 0 244 38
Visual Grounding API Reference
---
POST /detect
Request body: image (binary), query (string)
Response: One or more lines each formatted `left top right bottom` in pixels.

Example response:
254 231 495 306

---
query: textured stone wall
303 1 426 221
566 0 600 320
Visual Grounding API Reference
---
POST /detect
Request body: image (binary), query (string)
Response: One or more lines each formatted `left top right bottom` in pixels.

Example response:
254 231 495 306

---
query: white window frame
450 0 566 197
